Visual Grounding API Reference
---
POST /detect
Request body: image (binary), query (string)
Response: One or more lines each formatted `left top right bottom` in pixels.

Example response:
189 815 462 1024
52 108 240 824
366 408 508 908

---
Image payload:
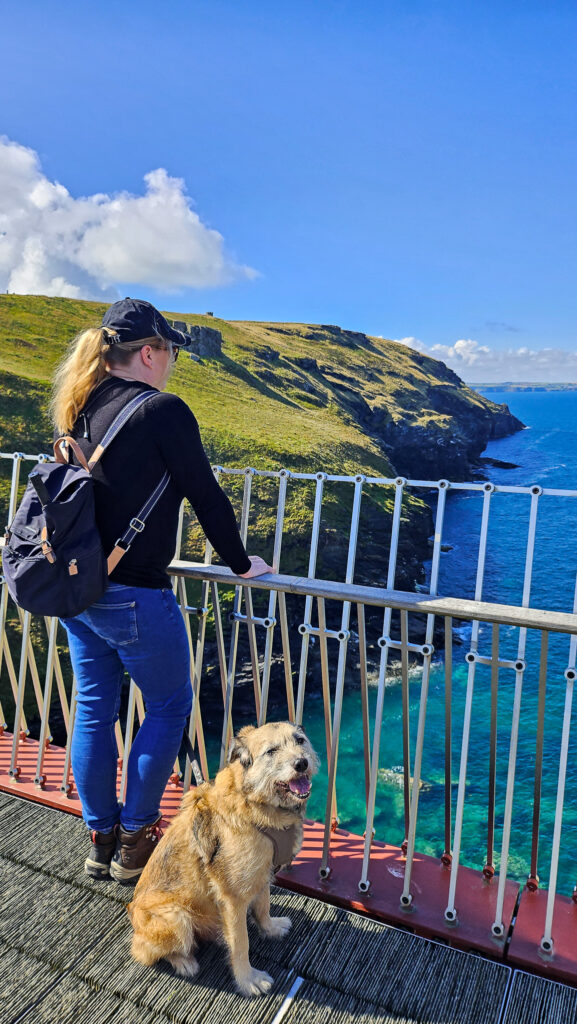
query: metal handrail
168 561 577 636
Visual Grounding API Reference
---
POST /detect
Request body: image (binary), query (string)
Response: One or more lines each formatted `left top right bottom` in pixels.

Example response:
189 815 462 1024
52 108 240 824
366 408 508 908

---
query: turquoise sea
301 390 577 892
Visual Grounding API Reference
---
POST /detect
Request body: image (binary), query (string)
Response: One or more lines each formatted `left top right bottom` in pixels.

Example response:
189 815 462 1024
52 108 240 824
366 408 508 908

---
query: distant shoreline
469 383 577 393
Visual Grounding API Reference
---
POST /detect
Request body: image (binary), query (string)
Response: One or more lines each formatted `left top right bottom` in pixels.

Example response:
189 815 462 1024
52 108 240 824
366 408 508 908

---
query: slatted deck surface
2 792 577 1024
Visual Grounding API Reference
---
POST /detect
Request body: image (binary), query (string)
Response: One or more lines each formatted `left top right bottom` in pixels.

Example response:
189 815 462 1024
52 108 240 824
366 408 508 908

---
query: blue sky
1 0 576 381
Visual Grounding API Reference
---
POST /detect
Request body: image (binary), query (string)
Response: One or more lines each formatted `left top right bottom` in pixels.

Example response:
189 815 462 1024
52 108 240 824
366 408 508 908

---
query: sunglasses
151 342 179 362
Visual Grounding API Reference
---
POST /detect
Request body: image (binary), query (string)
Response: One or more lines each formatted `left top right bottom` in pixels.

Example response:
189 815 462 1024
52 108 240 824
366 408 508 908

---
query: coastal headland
0 294 524 726
0 294 524 588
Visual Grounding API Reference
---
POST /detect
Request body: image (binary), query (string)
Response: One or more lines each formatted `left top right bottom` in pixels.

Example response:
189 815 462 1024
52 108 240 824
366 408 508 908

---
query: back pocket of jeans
84 600 138 646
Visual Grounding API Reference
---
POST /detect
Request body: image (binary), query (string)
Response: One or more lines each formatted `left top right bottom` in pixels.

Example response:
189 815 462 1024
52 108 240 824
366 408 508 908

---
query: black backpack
2 391 169 618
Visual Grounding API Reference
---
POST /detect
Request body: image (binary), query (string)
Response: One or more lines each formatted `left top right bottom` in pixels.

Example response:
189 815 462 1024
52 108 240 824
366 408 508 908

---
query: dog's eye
294 735 305 745
265 746 279 756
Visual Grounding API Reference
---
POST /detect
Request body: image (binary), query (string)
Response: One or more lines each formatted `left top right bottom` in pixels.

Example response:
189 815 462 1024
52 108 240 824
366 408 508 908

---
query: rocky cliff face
377 392 524 480
258 324 525 483
126 316 525 495
170 320 223 358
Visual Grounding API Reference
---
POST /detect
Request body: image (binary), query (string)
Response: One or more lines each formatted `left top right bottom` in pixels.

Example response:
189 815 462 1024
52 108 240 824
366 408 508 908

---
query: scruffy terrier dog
128 721 318 996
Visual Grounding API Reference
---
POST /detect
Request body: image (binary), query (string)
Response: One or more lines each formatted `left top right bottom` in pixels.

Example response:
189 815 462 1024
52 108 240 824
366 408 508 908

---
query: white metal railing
3 452 577 958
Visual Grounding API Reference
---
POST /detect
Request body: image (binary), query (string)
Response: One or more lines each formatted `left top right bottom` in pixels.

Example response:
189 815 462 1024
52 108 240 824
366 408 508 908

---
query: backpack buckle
129 517 146 533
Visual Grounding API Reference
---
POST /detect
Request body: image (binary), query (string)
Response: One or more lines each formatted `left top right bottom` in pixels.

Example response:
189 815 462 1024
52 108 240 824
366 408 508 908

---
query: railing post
484 624 500 879
442 616 453 866
119 679 138 804
60 682 77 796
445 653 476 924
541 666 575 954
319 475 364 877
357 603 371 810
492 485 541 938
359 477 405 892
296 473 326 725
259 469 290 724
444 481 494 920
0 580 22 732
401 479 448 906
9 610 31 778
34 616 59 786
226 469 258 727
527 631 549 891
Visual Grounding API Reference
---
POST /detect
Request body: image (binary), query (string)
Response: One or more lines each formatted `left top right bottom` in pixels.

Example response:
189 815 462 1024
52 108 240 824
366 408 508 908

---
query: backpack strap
52 390 169 577
53 390 157 471
106 469 171 573
53 436 91 470
86 390 158 470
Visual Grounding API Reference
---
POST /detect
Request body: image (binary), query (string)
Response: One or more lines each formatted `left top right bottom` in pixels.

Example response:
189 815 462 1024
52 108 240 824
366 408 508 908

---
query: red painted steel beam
276 821 519 959
508 887 577 985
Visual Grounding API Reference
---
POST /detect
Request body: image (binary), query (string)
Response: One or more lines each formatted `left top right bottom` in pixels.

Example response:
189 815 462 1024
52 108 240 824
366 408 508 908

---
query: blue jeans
62 583 192 832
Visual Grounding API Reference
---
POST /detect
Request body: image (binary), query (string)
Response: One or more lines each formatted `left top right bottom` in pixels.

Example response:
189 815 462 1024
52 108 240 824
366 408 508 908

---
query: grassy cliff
0 294 522 588
0 294 525 729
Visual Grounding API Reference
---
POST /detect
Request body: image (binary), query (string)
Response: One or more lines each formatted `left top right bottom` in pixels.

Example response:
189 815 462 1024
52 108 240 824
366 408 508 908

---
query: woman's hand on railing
239 555 274 578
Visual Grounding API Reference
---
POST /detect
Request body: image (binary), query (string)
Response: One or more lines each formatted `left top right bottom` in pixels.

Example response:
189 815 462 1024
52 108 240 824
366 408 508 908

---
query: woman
52 297 271 882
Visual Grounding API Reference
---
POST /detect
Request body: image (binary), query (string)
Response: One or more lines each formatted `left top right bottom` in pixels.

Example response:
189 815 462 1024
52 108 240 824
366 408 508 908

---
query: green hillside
0 294 526 727
0 295 394 469
0 293 520 586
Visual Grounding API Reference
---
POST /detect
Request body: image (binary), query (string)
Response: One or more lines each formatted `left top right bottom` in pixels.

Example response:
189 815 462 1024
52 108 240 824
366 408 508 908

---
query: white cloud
392 336 577 383
393 336 427 352
0 137 257 300
430 339 491 366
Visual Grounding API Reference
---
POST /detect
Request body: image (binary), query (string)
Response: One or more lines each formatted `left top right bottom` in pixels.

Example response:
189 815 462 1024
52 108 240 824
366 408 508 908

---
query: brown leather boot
109 816 163 882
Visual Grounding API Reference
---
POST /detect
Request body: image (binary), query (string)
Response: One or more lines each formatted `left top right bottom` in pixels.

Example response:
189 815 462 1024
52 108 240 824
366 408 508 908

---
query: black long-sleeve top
61 376 251 588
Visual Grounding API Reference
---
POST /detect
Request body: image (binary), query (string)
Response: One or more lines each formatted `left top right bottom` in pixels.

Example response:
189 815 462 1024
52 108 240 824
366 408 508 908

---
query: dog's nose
293 757 309 773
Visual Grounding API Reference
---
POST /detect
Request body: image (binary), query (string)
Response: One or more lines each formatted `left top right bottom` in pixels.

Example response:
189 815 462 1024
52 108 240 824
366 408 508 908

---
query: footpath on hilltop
0 294 523 591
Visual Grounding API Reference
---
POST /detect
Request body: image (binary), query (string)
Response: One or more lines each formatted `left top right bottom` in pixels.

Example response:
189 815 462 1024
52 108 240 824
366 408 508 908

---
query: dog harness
257 824 299 873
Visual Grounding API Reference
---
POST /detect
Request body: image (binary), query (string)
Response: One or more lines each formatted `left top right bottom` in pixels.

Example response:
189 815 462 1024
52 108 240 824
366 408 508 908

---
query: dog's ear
228 735 253 769
192 807 220 865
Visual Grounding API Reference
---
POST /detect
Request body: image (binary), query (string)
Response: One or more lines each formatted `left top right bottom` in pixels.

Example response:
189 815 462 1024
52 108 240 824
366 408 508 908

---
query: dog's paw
235 967 274 996
166 953 199 978
260 915 292 939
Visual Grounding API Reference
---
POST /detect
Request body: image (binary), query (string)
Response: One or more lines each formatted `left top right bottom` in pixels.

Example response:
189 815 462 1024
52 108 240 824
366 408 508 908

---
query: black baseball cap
101 298 190 348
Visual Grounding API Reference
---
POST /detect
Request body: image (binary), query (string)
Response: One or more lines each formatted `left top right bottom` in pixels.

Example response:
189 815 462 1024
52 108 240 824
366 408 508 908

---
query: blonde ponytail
51 327 170 434
51 327 113 435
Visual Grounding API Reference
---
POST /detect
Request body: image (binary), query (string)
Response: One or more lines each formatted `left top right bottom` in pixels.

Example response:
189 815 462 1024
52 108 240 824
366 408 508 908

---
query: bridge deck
2 793 577 1024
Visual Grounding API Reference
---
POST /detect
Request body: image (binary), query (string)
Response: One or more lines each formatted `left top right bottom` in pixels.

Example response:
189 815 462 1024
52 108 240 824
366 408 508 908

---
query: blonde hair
51 326 169 435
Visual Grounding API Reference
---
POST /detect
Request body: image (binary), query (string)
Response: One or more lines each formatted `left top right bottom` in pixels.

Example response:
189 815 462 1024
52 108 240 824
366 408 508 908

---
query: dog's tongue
289 776 311 796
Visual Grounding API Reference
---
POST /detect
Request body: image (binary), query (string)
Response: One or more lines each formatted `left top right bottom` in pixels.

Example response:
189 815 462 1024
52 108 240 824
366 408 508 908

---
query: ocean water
302 390 577 892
